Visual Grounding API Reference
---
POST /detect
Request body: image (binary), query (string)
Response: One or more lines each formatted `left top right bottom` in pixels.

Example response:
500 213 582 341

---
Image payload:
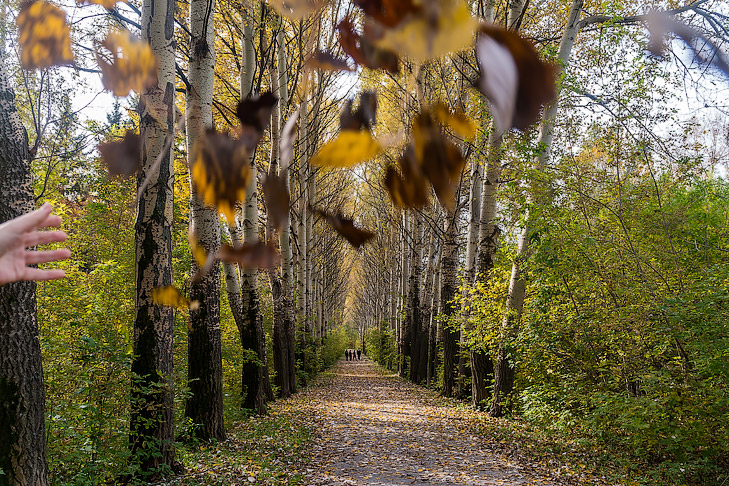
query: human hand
0 203 71 285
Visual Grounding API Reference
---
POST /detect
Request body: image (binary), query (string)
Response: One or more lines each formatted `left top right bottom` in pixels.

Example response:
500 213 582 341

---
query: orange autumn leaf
152 286 199 311
96 31 158 97
17 0 74 69
77 0 120 9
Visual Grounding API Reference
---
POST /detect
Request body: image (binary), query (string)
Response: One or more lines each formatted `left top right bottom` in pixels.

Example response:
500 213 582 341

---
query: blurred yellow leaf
152 286 199 311
96 31 158 97
78 0 119 8
432 103 476 139
191 130 250 222
376 0 476 62
312 130 382 169
187 232 208 269
18 0 74 69
267 0 321 19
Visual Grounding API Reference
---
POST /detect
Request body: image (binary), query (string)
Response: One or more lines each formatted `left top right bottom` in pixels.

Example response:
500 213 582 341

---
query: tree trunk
0 63 49 486
130 0 177 473
406 213 421 381
489 0 584 417
185 0 225 442
441 209 460 397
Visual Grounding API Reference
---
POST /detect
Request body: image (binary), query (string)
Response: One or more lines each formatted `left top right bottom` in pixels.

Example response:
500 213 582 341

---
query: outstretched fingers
21 267 66 282
25 248 72 265
9 203 54 232
24 229 68 247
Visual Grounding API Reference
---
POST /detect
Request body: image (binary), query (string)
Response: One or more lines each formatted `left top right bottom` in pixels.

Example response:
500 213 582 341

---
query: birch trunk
441 208 460 397
185 0 225 441
130 0 177 472
0 63 49 486
406 212 422 381
489 0 584 417
276 26 297 394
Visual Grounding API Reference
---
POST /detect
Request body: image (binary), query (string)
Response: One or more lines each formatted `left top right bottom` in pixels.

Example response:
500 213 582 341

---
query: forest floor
170 359 614 485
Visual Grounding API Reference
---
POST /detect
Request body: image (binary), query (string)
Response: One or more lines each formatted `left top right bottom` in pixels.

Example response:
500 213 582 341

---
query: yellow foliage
312 130 383 169
376 0 477 62
96 31 158 97
18 0 74 69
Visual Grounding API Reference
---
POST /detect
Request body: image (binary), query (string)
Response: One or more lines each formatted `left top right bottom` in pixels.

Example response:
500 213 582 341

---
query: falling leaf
312 207 375 249
312 130 382 169
412 110 465 211
384 145 429 209
98 131 141 177
308 51 355 72
267 0 321 20
338 18 400 74
475 25 558 133
432 103 476 139
340 91 377 131
280 110 299 171
647 12 729 79
77 0 119 9
187 231 208 269
376 0 477 62
152 286 199 311
95 31 157 97
219 242 281 269
262 173 290 232
17 0 74 69
191 129 250 222
352 0 418 28
236 92 279 151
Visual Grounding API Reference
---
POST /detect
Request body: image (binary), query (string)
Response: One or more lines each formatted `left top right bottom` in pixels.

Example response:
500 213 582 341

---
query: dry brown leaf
267 0 321 20
353 0 418 28
375 0 476 62
236 92 279 151
340 91 377 131
262 173 290 232
96 31 158 97
191 129 250 222
219 242 281 269
18 0 74 69
98 131 141 177
77 0 120 9
384 145 429 209
308 51 355 72
312 207 376 249
338 18 400 74
476 25 558 133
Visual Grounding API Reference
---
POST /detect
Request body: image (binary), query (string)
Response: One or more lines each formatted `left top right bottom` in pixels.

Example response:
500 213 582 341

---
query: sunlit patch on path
303 359 555 485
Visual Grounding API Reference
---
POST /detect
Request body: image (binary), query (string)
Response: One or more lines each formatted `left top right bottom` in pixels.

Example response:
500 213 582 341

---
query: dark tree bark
271 277 291 397
130 0 177 472
0 64 49 486
440 212 460 397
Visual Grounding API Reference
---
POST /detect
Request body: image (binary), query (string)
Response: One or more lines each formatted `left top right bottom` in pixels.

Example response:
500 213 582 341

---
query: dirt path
303 358 556 486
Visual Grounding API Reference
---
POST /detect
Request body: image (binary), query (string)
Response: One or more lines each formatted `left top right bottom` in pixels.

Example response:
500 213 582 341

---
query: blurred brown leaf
338 18 400 74
191 129 250 222
96 31 158 97
18 0 74 69
308 51 355 72
384 144 429 209
475 25 558 133
267 0 321 20
413 110 465 211
235 92 279 151
219 242 281 269
280 110 299 171
98 131 141 177
262 173 290 232
313 207 376 249
353 0 418 27
340 91 377 131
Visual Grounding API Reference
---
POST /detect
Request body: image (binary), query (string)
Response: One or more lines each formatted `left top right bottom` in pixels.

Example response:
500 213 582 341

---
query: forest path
302 358 554 486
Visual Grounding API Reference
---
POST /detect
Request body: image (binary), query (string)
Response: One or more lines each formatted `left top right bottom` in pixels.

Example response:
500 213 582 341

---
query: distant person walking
357 349 361 360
